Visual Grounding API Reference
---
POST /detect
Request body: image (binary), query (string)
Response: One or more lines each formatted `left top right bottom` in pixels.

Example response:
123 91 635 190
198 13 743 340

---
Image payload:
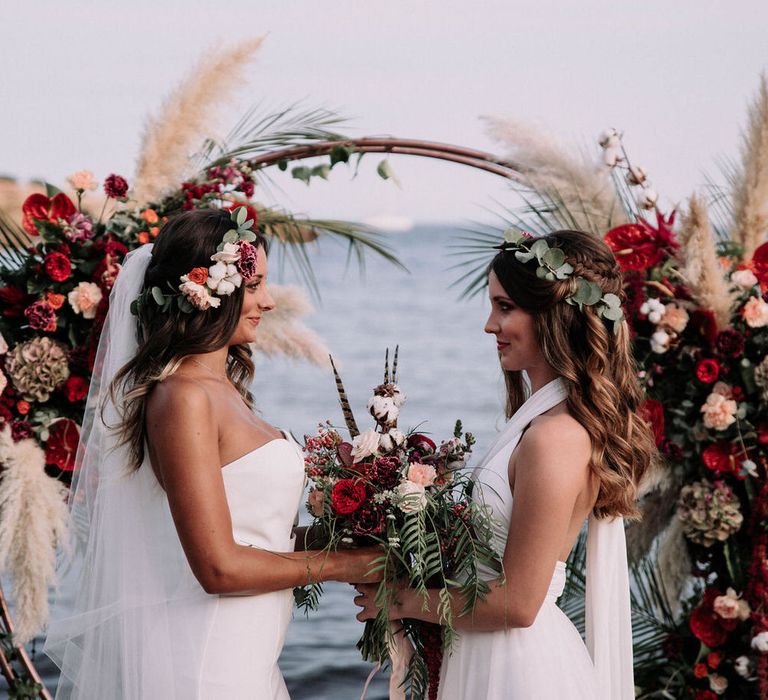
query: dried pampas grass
482 116 627 235
731 75 768 260
251 284 329 366
132 37 264 206
678 194 736 328
0 426 69 643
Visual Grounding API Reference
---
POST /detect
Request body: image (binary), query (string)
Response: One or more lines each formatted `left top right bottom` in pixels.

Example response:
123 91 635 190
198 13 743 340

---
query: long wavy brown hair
109 208 268 471
490 229 655 519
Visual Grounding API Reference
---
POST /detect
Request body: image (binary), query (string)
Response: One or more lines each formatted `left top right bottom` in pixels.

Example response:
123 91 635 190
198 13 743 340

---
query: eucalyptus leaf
240 219 255 231
291 166 311 184
602 305 624 321
223 230 239 244
151 287 165 306
376 159 394 180
277 159 288 171
503 228 524 244
311 164 331 180
235 206 247 226
542 247 566 268
514 250 535 263
330 145 352 165
530 238 550 259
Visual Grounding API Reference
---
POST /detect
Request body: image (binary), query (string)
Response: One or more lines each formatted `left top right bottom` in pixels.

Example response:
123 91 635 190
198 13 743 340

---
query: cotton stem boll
637 187 658 210
640 298 666 325
379 428 406 452
367 394 399 426
598 128 621 149
626 164 647 186
602 147 623 168
650 329 670 354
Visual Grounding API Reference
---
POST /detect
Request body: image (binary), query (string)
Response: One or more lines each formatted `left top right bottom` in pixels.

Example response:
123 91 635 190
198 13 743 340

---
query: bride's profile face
229 245 274 346
484 271 543 372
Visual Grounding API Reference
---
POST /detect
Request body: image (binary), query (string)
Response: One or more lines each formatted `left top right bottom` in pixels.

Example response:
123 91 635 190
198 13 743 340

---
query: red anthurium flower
604 212 678 273
21 192 77 235
751 240 768 291
45 418 80 472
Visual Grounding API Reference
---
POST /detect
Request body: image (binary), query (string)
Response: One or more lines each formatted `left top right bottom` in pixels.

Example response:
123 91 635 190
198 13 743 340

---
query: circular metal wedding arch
0 137 524 699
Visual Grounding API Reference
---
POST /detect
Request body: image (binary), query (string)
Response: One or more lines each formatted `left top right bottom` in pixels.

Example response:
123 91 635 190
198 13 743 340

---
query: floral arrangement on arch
456 76 768 699
298 351 500 700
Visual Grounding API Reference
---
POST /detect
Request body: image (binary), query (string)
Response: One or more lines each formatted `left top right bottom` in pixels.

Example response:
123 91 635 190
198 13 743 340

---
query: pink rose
662 304 689 334
67 170 98 191
407 462 437 487
713 595 740 619
742 296 768 328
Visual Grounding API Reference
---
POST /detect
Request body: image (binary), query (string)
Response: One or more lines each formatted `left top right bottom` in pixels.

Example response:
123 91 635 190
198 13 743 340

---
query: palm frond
0 209 30 268
258 208 405 298
198 103 346 172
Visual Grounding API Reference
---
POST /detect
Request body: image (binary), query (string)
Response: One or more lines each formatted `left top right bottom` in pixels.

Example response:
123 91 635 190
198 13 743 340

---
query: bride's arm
147 379 379 594
356 416 592 630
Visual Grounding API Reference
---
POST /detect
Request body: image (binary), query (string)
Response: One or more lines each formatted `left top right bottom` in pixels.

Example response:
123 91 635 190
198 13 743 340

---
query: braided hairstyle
108 208 269 471
490 229 655 519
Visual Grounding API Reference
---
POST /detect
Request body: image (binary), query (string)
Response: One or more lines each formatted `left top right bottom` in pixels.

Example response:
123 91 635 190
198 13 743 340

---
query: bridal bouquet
297 350 501 700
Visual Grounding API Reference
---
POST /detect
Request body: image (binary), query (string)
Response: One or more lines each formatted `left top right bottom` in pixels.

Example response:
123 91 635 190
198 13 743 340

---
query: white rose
734 655 750 678
751 631 768 653
637 187 658 210
379 428 406 452
709 674 728 695
67 281 103 319
351 429 379 463
650 329 670 354
731 269 758 289
211 242 241 264
367 395 400 425
0 332 7 355
396 480 427 513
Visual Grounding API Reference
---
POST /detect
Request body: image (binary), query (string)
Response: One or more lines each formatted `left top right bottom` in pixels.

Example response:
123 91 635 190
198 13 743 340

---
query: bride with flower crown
44 208 381 699
356 229 653 699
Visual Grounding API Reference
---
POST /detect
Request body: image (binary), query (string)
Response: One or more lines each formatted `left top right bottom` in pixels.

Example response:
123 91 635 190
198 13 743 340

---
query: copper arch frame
0 137 523 699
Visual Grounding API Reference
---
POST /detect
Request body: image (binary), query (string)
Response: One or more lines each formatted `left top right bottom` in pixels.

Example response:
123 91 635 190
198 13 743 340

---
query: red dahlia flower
45 419 80 472
21 193 77 236
330 478 367 515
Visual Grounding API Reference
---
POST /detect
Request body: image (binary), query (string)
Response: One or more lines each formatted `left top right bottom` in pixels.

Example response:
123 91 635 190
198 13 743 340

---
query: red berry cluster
419 621 443 700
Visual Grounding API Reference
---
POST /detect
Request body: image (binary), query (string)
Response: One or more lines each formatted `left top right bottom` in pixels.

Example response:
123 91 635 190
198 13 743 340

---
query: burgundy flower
330 478 367 515
689 310 718 347
370 456 402 490
24 300 57 332
45 419 80 472
689 588 737 647
44 252 72 282
11 420 33 442
640 399 665 447
408 434 437 459
237 241 259 279
702 442 747 477
695 359 720 384
0 286 29 317
241 179 255 198
64 376 89 403
715 329 744 359
103 174 129 199
63 212 94 243
352 502 386 536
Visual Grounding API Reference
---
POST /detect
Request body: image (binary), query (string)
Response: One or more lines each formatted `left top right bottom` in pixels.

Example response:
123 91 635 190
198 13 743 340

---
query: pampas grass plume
251 284 330 366
0 426 69 643
731 75 768 260
678 194 735 329
132 37 264 206
482 116 628 235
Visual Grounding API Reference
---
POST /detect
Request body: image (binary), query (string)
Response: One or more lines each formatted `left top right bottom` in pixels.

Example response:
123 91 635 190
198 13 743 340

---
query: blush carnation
742 296 768 328
179 279 219 310
407 463 437 487
67 170 97 191
236 241 259 279
700 392 737 431
68 281 103 319
662 304 689 333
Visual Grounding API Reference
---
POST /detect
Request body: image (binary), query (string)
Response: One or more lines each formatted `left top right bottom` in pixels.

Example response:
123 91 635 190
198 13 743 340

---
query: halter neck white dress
47 433 306 700
439 379 634 700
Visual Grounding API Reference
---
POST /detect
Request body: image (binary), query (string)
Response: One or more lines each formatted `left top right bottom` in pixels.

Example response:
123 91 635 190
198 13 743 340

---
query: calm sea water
17 224 507 699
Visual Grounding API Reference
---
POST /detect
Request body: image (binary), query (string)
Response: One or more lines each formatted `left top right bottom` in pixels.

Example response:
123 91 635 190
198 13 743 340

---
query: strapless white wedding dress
439 379 634 700
196 434 306 699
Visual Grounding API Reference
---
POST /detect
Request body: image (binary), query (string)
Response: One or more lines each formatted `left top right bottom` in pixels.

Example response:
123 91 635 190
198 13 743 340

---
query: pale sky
2 1 766 224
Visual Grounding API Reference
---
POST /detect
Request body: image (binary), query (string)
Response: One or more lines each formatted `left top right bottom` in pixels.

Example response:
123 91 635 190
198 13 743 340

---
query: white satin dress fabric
439 378 633 700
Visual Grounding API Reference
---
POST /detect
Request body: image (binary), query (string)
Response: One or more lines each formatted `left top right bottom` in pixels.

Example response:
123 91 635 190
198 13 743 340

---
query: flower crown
130 206 260 317
496 229 625 332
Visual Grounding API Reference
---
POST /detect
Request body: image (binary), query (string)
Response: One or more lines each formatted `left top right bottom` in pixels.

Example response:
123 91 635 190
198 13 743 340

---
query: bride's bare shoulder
146 373 214 424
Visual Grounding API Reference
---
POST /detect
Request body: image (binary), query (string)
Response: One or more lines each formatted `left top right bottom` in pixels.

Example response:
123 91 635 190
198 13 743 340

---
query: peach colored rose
713 588 751 621
141 209 159 224
701 392 737 431
67 170 97 191
179 280 219 310
46 291 66 310
67 281 103 319
662 304 689 334
407 463 437 487
307 489 325 517
743 296 768 328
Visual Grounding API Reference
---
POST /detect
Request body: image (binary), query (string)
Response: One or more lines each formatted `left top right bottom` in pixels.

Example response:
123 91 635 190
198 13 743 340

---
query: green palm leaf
0 209 30 268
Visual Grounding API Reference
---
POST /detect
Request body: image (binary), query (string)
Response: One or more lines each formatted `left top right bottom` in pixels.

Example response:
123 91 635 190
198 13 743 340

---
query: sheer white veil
44 245 217 699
